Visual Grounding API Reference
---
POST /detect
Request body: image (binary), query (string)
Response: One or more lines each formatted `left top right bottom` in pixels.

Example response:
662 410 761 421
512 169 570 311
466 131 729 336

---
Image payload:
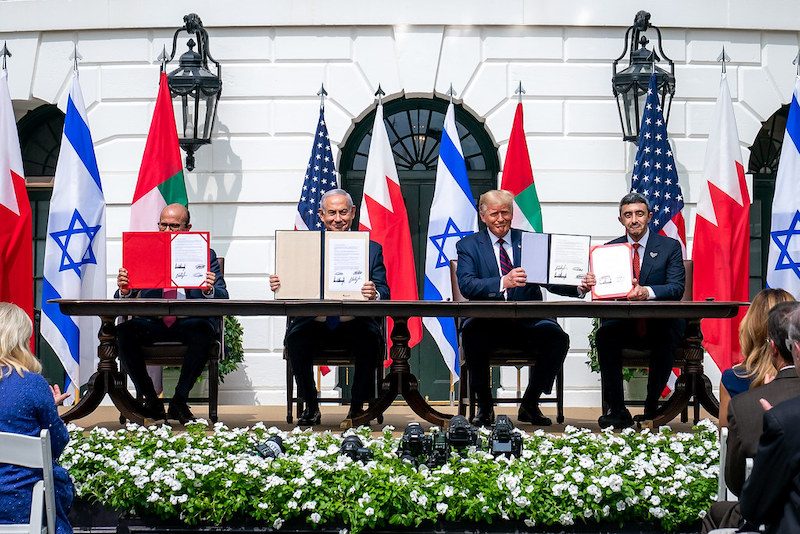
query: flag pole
69 43 82 74
317 83 327 110
716 46 730 77
446 83 456 103
794 50 800 76
515 81 526 103
374 84 384 106
157 45 168 73
1 42 10 72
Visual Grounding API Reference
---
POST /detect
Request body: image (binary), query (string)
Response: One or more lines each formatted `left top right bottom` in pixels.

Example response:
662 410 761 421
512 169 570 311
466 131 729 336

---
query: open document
122 231 210 289
590 243 634 299
520 232 591 286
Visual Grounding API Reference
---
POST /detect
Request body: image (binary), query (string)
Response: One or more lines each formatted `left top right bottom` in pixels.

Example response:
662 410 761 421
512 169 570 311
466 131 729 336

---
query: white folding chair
0 429 56 534
718 426 755 502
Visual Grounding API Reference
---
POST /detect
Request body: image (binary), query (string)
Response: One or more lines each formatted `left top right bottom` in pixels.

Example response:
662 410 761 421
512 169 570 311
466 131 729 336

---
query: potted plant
586 318 648 400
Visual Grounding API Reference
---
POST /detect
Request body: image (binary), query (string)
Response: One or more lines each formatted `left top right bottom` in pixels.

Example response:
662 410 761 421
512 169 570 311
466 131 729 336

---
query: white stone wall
2 1 798 406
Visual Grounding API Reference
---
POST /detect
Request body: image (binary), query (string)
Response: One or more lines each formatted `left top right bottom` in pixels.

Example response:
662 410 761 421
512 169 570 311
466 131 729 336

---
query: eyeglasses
157 222 185 231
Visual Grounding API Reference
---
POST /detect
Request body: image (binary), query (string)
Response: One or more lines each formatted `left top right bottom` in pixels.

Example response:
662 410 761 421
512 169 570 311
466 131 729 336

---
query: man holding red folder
116 203 228 424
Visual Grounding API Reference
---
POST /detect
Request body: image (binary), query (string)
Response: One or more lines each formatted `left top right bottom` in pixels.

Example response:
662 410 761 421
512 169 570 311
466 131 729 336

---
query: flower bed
62 420 720 533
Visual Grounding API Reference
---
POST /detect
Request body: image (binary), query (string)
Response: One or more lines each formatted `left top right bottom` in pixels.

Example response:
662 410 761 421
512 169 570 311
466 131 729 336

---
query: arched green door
340 97 499 401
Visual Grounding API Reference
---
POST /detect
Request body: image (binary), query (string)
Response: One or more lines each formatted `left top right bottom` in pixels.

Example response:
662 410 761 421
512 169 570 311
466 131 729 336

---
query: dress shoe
471 407 495 427
297 407 321 426
598 408 634 429
140 399 166 421
346 405 367 420
167 401 196 425
518 404 552 426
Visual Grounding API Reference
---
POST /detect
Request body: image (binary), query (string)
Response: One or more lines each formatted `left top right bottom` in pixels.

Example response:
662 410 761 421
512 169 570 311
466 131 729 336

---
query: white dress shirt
488 230 514 297
627 230 656 300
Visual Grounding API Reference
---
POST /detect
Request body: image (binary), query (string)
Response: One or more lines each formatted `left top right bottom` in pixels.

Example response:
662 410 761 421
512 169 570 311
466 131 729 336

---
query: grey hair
788 304 800 347
320 188 354 209
619 192 651 212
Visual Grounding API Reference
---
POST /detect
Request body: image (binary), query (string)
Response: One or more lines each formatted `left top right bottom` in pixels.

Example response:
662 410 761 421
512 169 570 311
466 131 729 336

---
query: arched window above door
16 103 64 182
340 97 498 174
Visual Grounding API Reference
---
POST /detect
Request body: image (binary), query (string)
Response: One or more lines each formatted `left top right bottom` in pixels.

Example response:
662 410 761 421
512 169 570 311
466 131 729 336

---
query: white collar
488 229 511 246
627 229 650 250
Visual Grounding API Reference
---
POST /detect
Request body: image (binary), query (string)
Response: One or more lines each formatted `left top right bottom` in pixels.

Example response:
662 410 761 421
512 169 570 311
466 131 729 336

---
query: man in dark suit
116 203 228 424
456 189 593 427
701 301 800 533
595 192 686 429
269 189 389 426
726 301 800 495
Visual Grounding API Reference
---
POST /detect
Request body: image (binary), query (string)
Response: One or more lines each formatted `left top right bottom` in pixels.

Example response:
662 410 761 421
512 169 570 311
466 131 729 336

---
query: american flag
630 73 687 395
631 73 687 257
295 105 338 230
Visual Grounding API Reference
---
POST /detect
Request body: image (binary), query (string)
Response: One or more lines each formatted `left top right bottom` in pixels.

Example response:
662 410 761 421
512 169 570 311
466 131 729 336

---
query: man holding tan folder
269 189 389 426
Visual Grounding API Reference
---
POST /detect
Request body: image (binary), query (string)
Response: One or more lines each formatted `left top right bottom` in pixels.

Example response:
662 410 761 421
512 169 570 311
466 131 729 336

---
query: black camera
340 434 374 463
397 422 431 465
489 415 523 458
427 428 450 467
254 435 285 459
447 415 481 452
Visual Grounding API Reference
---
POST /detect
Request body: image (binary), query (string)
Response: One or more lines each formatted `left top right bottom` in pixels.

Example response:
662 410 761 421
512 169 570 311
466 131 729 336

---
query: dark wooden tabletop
54 299 744 320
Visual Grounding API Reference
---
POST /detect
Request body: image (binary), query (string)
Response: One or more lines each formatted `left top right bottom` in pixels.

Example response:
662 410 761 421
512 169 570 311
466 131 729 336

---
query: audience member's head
786 304 800 370
738 289 795 387
767 300 800 367
0 302 40 379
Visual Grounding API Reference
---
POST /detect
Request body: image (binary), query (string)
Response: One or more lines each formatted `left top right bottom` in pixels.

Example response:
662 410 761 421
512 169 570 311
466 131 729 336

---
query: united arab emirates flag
500 102 542 232
130 71 187 230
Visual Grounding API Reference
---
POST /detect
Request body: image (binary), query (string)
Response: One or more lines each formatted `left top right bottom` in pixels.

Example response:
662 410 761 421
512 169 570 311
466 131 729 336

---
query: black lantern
164 13 222 171
612 11 675 143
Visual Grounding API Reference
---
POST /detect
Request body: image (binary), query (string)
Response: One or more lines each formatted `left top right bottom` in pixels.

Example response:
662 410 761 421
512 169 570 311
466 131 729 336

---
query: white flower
364 507 374 517
558 512 574 525
436 503 448 514
273 518 284 529
310 512 321 523
443 485 454 498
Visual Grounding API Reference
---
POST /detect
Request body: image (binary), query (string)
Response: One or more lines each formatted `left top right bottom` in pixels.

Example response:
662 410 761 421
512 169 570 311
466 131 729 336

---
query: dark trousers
461 318 569 410
596 318 683 414
285 319 382 408
116 317 216 404
701 501 743 533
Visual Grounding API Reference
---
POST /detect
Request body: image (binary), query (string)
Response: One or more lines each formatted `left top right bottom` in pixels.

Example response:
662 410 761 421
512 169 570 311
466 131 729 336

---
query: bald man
116 204 228 424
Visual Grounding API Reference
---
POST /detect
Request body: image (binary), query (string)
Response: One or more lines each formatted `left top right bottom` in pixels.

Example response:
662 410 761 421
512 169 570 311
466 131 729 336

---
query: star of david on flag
430 218 474 268
423 102 478 380
49 209 101 276
295 104 338 230
767 77 800 299
41 71 107 398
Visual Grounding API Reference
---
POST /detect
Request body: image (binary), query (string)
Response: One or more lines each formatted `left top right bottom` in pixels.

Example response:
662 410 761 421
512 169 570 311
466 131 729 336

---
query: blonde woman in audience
718 288 795 426
0 302 73 534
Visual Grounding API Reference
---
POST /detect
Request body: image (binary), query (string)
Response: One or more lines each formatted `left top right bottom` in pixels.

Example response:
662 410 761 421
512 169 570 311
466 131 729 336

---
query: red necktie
163 288 177 327
497 238 513 275
632 243 641 280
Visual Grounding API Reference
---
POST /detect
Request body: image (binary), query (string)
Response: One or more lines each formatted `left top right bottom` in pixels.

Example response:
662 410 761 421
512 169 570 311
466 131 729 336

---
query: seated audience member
718 288 795 427
269 189 389 426
594 192 685 429
116 203 228 424
455 189 594 427
725 301 800 496
0 303 73 534
702 302 800 533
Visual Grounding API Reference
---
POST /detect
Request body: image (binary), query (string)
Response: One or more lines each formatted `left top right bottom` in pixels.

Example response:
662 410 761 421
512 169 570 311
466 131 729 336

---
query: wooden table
54 299 742 428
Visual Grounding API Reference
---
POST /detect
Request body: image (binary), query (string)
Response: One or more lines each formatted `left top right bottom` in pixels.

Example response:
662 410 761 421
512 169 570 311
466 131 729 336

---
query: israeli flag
41 72 106 397
767 77 800 298
423 102 477 380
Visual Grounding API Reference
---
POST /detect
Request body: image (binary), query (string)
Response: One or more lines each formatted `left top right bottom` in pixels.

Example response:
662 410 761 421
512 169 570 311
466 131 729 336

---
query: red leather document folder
122 231 210 289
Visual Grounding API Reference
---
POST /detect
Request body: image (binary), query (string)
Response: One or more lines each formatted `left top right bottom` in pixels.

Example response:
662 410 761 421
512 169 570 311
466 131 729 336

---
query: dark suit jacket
286 240 389 338
605 232 685 300
726 367 800 496
455 229 580 312
740 393 800 534
116 248 228 331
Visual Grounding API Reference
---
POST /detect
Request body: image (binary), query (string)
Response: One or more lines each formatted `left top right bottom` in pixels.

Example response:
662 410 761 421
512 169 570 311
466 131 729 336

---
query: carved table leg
61 315 144 425
346 317 451 429
650 323 718 428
